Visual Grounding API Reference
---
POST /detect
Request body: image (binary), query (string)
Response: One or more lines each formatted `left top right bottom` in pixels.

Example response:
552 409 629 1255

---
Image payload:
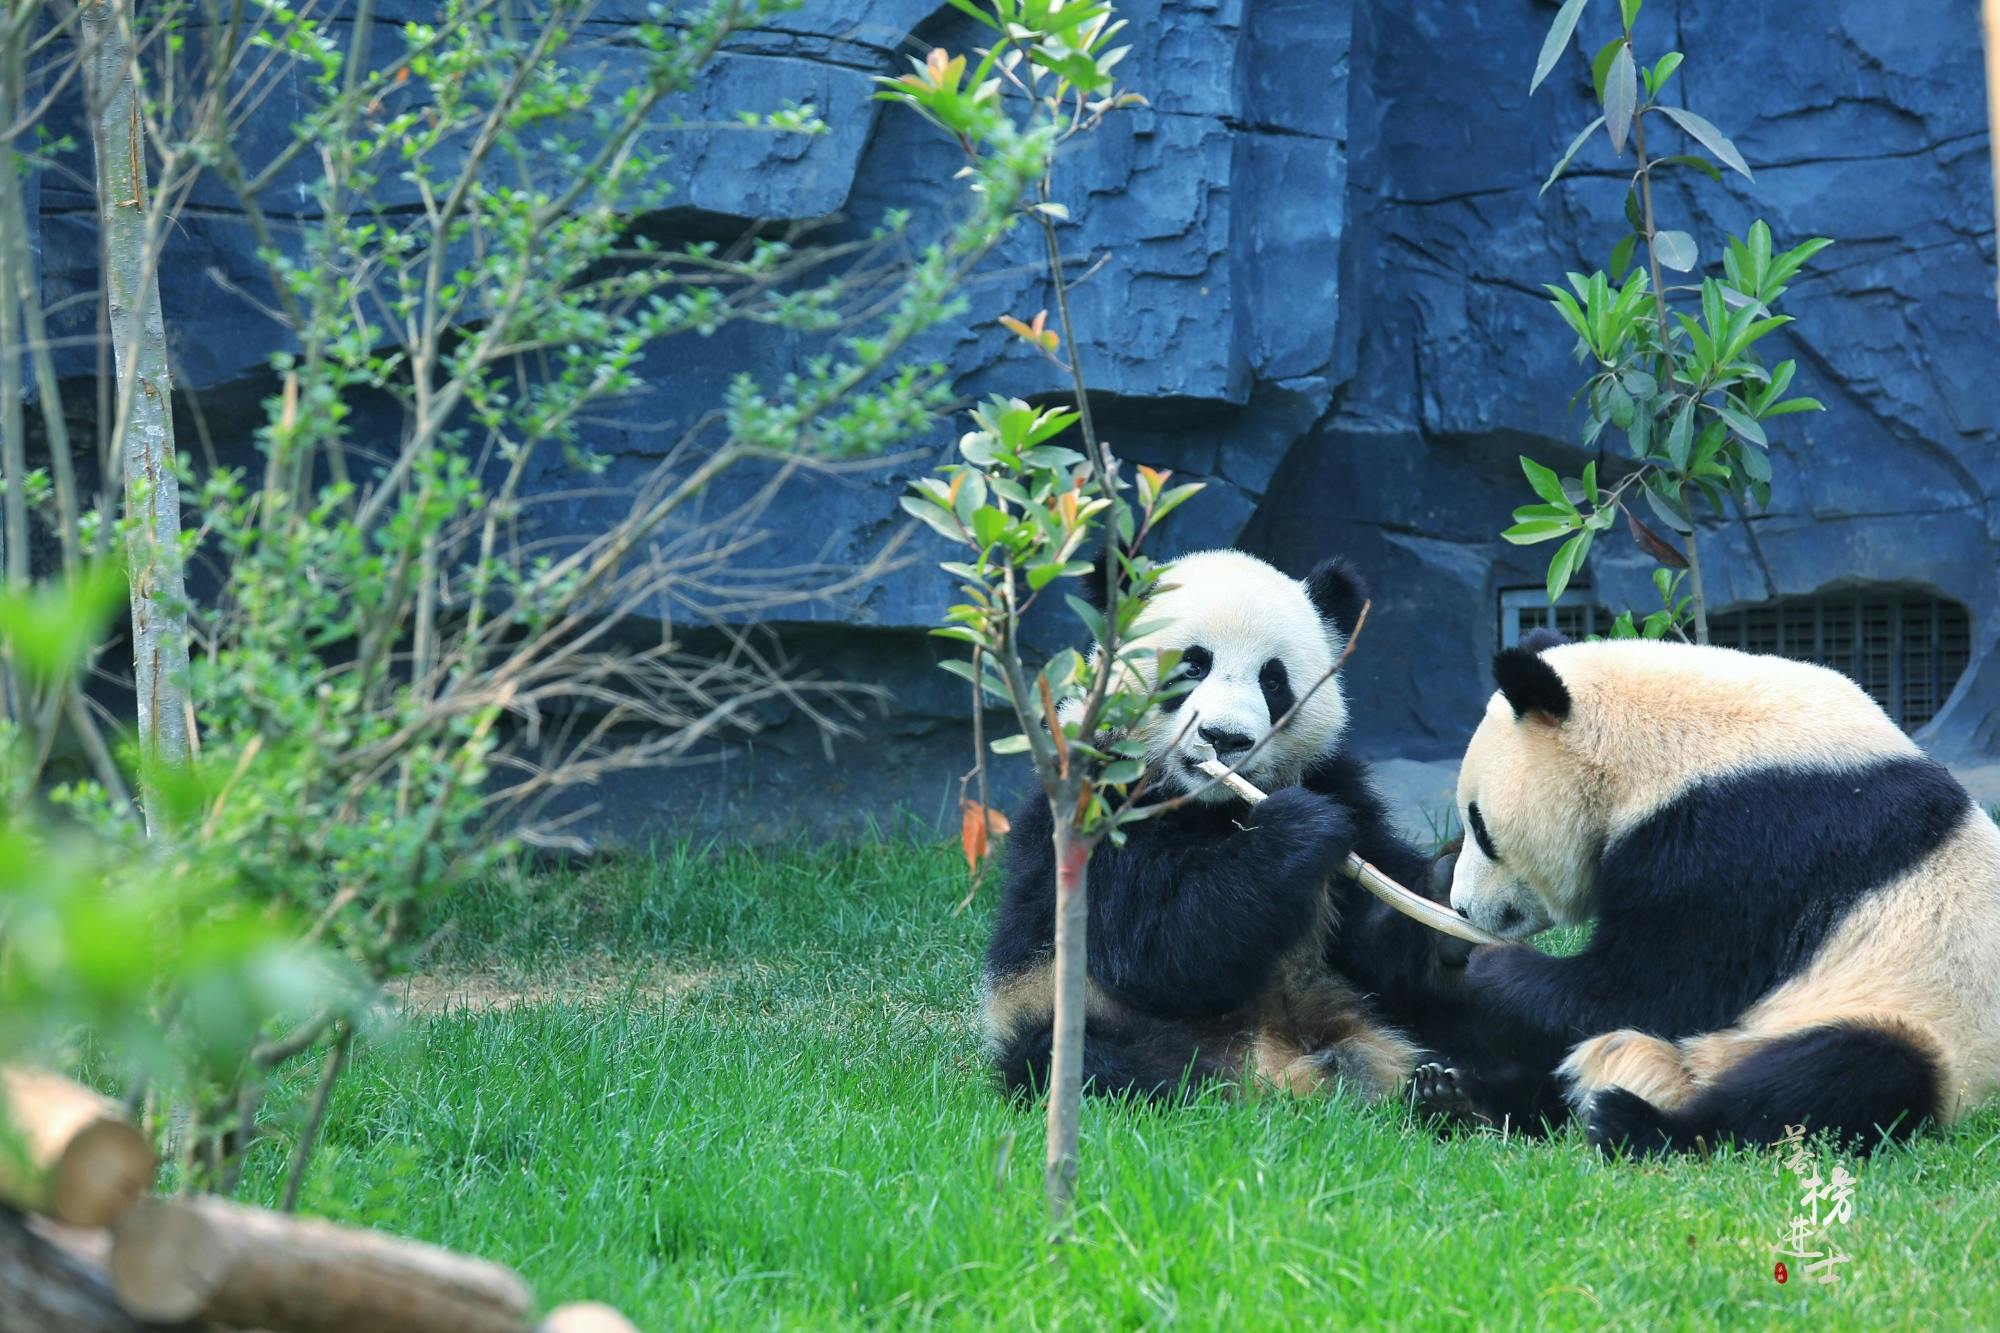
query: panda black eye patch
1258 657 1294 722
1160 645 1211 713
1467 801 1500 862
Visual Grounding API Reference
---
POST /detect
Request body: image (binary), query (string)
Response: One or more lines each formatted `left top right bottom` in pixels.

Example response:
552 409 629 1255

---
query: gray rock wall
27 0 2000 834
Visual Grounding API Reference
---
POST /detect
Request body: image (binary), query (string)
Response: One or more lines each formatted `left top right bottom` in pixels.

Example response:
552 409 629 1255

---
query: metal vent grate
1498 586 1603 644
1708 592 1970 731
1497 587 1972 733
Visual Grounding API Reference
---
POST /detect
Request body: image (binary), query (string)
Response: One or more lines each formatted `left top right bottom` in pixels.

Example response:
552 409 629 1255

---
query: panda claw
1409 1061 1489 1128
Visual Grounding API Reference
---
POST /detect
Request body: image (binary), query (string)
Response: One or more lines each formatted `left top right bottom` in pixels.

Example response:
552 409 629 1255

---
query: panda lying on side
983 550 1521 1107
1433 632 2000 1156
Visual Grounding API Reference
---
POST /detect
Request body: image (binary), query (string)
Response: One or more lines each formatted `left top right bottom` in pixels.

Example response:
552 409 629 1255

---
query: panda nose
1197 723 1253 759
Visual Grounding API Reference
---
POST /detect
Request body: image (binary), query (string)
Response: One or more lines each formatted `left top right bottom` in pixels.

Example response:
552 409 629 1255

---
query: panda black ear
1304 557 1367 640
1515 626 1569 655
1493 645 1571 723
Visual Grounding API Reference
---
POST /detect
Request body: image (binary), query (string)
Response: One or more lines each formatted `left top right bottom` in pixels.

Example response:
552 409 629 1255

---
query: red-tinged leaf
960 799 990 871
1626 508 1689 568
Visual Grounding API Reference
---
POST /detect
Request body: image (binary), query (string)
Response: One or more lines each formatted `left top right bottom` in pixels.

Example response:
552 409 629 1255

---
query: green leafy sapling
1510 0 1830 642
884 0 1203 1228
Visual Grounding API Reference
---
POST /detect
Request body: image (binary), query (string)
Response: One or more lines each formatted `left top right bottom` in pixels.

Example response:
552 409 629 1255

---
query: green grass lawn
238 839 2000 1329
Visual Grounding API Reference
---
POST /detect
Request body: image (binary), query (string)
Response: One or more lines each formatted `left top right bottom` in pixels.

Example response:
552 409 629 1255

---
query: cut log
0 1205 184 1333
109 1195 534 1333
536 1303 641 1333
0 1067 155 1227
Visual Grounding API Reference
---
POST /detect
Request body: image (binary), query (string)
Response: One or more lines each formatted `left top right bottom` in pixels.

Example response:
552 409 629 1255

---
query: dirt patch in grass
393 959 720 1013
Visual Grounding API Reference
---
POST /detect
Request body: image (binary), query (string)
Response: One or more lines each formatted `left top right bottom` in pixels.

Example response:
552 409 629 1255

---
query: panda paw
1408 1062 1490 1128
1250 786 1357 877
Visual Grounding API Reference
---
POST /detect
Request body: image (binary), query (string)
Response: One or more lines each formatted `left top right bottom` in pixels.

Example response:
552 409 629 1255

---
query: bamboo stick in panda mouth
1194 757 1504 947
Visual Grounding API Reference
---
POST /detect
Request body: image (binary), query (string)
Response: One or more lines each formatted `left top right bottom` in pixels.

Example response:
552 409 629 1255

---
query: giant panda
1438 633 2000 1156
981 549 1501 1105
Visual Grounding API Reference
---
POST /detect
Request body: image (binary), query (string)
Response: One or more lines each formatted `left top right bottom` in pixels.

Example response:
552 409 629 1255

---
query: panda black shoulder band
1195 758 1507 948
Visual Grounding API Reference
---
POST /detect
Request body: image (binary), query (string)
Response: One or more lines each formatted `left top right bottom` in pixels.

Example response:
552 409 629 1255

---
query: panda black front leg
1086 786 1356 1019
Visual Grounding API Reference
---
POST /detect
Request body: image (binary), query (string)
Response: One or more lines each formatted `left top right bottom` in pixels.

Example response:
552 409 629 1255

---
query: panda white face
1449 645 1598 939
1110 550 1355 802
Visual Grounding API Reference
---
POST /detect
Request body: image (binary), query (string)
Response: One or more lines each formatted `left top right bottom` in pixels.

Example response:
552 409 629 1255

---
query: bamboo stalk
0 1067 156 1228
1195 760 1503 947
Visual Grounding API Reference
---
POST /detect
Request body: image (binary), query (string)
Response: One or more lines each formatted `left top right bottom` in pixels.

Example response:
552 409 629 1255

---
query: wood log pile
0 1067 639 1333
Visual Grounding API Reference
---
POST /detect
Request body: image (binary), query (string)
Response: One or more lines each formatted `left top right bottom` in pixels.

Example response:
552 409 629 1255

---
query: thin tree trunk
1044 816 1088 1224
0 10 26 727
1680 515 1711 644
82 0 192 812
1984 0 2000 313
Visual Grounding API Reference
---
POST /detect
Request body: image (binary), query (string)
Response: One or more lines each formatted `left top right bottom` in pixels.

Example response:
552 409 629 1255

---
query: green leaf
1545 285 1591 341
1762 396 1824 417
1591 39 1623 103
1625 403 1653 459
1767 236 1835 288
1654 152 1722 184
1546 532 1591 602
1520 456 1574 509
1152 482 1205 525
1026 562 1066 590
1655 104 1753 180
1602 45 1637 155
1747 219 1773 288
1642 473 1694 533
1621 369 1657 399
1620 0 1643 29
1609 233 1639 280
972 506 1008 548
1674 312 1716 370
990 733 1032 755
1624 186 1644 232
1712 403 1767 447
1541 115 1607 196
1653 230 1697 273
1102 759 1145 786
1531 0 1593 95
1607 381 1635 428
1064 594 1109 646
1502 519 1575 545
1665 399 1696 469
1650 50 1683 95
1738 441 1772 484
943 0 1002 30
0 562 125 685
1760 358 1799 408
899 493 964 542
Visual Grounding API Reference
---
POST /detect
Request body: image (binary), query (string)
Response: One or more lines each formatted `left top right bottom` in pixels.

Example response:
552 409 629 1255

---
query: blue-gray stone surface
27 0 2000 835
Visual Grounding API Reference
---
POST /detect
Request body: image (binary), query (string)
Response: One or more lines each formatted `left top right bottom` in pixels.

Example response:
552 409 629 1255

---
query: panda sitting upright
1438 633 2000 1155
982 549 1481 1103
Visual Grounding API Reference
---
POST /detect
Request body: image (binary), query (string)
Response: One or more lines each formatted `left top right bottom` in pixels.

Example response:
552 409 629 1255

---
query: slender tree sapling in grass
882 0 1198 1226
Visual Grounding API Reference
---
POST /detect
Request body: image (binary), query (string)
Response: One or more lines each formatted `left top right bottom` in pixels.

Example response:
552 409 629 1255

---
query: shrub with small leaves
1510 0 1830 642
